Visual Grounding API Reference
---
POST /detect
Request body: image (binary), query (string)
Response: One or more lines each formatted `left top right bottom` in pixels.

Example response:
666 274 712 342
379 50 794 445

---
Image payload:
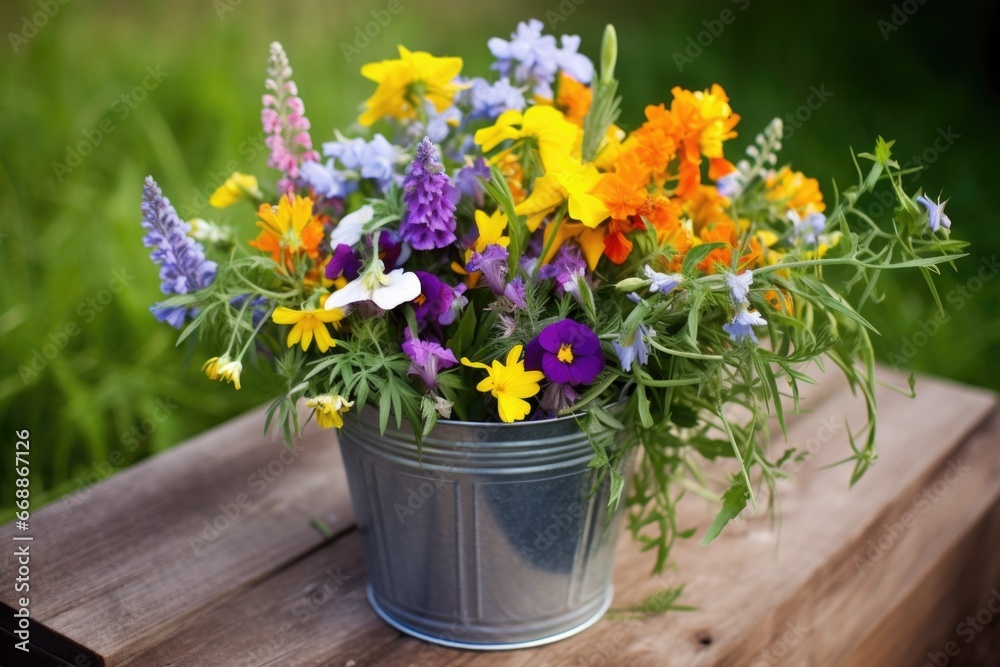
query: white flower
329 204 375 248
325 258 420 311
725 269 753 304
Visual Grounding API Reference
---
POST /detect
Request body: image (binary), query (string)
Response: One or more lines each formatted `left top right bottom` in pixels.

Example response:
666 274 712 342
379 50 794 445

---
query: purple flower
488 20 591 98
304 133 403 198
400 137 459 250
538 382 581 413
613 322 652 373
325 244 362 281
504 277 527 309
644 265 683 295
413 271 455 326
367 230 409 271
723 307 768 345
465 77 527 120
725 270 753 304
440 283 468 326
466 244 509 295
916 194 952 232
402 333 458 391
716 171 745 199
454 158 491 208
540 244 588 295
526 319 605 386
405 101 463 143
141 176 217 328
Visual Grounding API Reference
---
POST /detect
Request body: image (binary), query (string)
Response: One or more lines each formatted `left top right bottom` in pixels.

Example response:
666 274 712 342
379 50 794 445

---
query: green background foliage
1 0 997 514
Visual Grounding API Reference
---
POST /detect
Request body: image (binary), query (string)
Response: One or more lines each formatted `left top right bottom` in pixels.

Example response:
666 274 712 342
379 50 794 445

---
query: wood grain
2 370 996 667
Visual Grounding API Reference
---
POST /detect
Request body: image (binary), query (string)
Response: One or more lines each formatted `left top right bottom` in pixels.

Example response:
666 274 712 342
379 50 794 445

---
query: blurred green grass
1 0 998 514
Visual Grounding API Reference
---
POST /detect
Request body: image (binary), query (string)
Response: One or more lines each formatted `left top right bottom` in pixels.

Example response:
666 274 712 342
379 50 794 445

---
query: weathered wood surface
1 369 997 666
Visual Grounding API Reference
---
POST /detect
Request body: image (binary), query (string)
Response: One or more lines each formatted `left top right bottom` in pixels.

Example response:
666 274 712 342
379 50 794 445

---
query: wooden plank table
2 368 998 666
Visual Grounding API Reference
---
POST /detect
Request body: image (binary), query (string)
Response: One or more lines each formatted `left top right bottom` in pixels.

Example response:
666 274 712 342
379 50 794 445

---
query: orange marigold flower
250 194 324 271
766 167 825 216
603 218 642 265
765 289 794 313
697 220 739 274
556 72 593 126
596 172 648 221
668 84 740 199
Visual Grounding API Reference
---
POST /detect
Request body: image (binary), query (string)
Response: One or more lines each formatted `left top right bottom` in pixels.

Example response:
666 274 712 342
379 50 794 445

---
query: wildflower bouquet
143 21 966 572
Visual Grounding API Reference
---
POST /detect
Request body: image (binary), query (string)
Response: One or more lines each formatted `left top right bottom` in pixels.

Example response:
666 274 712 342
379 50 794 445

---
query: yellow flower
272 305 346 353
515 164 610 232
474 106 581 173
209 173 262 208
202 354 242 390
461 345 544 423
359 46 466 126
250 194 325 271
766 167 826 217
305 394 354 429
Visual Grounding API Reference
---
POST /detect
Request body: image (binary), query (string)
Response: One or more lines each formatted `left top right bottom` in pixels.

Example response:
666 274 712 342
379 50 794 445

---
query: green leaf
446 305 477 360
681 242 727 277
700 478 749 547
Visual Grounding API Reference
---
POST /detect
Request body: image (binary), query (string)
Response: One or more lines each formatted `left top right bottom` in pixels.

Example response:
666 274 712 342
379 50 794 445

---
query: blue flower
916 194 952 232
725 269 753 304
554 35 594 85
723 307 767 345
405 101 463 143
454 157 491 208
141 176 216 328
716 171 744 199
303 133 403 198
614 322 652 373
787 209 827 244
644 265 683 295
464 77 527 121
487 20 591 98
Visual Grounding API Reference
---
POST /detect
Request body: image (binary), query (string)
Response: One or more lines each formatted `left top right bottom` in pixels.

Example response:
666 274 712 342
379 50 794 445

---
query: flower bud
600 24 618 85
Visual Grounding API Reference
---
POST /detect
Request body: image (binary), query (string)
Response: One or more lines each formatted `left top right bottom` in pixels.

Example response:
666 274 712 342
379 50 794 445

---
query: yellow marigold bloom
272 305 346 353
461 345 544 423
474 105 580 173
209 173 262 208
250 194 325 271
359 46 466 126
766 167 826 216
202 354 242 390
306 394 354 429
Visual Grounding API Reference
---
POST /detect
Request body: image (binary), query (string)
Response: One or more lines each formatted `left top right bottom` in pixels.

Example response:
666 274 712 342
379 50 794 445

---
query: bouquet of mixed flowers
141 20 965 571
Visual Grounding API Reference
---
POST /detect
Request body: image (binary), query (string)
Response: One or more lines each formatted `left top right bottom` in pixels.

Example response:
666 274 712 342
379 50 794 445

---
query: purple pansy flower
400 137 459 250
723 307 768 345
525 319 605 386
325 244 361 281
466 244 510 295
402 333 458 391
413 271 455 327
141 176 217 328
916 194 952 232
613 322 652 373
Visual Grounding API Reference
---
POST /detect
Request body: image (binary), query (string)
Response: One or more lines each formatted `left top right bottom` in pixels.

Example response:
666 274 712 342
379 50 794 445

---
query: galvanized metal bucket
337 407 629 650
